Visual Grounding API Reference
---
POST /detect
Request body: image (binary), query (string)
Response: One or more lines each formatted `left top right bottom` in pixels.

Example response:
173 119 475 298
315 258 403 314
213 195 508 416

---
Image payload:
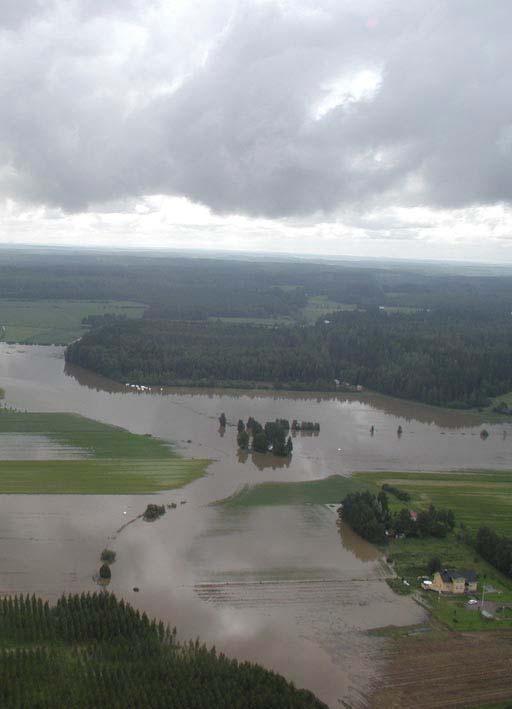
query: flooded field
0 344 510 706
0 433 87 459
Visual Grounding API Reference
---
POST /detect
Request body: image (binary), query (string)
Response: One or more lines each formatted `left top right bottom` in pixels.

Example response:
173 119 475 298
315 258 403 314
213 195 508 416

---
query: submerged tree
252 431 268 453
237 430 249 450
99 564 111 580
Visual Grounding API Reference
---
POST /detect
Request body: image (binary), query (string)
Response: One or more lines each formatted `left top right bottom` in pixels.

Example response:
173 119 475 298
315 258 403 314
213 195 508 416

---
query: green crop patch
0 410 208 493
355 470 512 535
217 474 369 507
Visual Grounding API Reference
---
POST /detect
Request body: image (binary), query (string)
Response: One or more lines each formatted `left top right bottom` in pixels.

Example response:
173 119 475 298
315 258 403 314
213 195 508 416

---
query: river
0 344 510 707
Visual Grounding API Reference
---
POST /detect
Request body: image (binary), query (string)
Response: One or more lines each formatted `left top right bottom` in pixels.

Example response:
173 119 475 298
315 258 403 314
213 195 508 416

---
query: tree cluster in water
143 504 166 522
0 592 326 708
339 491 455 544
237 417 293 457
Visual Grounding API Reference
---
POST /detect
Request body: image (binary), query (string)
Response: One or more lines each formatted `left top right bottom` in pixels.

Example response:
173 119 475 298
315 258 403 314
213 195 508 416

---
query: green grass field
0 410 208 493
218 474 369 507
356 470 512 535
0 300 145 345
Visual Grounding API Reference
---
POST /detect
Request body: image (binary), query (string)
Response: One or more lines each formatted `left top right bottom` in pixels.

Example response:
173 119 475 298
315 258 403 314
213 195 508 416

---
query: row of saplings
338 487 455 544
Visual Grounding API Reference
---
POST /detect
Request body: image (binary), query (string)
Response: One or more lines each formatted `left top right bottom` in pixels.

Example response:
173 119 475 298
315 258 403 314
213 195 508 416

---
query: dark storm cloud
0 0 511 217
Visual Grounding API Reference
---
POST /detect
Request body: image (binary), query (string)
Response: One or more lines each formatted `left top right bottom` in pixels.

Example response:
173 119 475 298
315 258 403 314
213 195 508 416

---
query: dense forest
66 319 334 390
4 249 512 320
0 591 326 708
67 308 512 407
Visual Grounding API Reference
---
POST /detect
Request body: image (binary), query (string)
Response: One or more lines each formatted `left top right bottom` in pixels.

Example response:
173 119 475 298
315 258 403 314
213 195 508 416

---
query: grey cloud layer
0 0 511 217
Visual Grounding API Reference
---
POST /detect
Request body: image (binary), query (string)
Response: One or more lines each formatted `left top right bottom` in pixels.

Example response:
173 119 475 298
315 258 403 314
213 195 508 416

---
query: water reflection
337 519 381 563
236 450 292 470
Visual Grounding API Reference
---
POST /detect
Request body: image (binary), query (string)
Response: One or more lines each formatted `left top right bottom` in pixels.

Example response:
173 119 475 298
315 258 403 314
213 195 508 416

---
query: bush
99 564 111 580
143 504 166 522
100 549 116 564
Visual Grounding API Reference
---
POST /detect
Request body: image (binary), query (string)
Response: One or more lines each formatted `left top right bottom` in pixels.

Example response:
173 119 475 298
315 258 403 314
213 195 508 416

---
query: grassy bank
0 299 145 345
217 474 369 507
0 410 208 493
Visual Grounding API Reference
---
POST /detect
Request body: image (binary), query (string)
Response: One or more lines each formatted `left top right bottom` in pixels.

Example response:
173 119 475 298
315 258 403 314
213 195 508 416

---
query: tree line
67 308 512 408
0 591 326 708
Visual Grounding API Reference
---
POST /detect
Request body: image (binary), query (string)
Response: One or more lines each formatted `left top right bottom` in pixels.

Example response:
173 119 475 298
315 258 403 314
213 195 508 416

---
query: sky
0 0 512 262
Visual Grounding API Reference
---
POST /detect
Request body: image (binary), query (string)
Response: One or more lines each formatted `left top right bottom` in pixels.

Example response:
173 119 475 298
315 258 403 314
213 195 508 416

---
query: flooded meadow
0 344 510 706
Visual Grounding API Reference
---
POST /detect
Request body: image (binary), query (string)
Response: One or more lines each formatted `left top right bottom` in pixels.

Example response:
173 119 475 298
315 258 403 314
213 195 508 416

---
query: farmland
356 470 512 535
218 474 369 507
0 300 145 345
0 410 208 493
370 628 512 709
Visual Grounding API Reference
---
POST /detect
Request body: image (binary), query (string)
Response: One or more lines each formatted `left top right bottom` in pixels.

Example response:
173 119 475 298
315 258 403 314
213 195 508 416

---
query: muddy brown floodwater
0 344 510 707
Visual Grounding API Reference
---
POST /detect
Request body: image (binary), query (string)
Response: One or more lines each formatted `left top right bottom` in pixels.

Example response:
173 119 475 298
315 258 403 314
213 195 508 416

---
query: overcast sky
1 0 511 261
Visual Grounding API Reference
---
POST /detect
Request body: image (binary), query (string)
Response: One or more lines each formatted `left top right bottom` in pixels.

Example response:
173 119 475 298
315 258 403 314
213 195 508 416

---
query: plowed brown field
370 630 512 708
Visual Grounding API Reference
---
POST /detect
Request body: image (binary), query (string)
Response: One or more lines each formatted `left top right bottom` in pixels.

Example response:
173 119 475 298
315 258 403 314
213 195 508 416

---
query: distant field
208 296 359 327
300 295 358 323
0 411 208 493
0 300 145 345
377 305 422 314
218 474 369 507
208 316 294 326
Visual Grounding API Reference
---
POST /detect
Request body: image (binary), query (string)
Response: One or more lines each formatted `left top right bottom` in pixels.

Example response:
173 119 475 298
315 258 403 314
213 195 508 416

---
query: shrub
100 549 116 564
99 564 111 580
143 504 166 522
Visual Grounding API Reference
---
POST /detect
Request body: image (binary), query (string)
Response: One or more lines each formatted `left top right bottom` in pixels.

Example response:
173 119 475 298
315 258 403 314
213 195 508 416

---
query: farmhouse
429 569 477 594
